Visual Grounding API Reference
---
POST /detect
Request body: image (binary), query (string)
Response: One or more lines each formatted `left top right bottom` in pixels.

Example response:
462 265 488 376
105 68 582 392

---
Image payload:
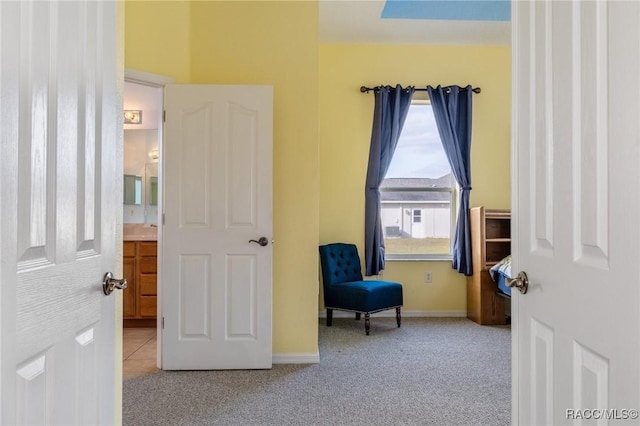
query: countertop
123 223 158 241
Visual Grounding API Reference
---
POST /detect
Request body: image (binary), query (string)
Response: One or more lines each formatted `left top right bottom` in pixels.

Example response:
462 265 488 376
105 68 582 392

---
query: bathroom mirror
146 163 158 206
124 128 158 224
123 174 142 205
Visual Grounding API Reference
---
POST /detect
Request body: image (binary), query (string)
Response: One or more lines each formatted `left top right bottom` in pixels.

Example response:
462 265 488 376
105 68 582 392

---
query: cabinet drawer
140 296 157 317
123 241 136 257
140 274 157 296
138 242 157 257
139 256 157 273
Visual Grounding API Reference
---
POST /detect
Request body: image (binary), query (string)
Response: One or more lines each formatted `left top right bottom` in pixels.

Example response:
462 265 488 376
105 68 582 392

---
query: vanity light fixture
124 109 142 124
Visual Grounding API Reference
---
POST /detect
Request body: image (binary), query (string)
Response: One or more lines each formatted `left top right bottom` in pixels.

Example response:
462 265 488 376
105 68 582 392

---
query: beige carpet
123 317 510 426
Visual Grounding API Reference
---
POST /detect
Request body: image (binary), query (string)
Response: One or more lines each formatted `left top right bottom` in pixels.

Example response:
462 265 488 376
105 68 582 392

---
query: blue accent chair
319 243 403 335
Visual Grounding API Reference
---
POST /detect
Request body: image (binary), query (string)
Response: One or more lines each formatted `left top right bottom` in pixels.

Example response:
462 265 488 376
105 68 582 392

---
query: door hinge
163 110 166 122
162 317 165 329
162 213 165 225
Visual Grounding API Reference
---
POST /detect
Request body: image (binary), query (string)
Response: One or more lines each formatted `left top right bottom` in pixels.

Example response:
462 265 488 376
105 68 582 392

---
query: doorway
122 70 171 378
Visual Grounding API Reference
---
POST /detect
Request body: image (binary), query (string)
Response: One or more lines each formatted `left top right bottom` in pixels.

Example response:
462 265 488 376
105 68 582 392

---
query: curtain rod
360 85 481 94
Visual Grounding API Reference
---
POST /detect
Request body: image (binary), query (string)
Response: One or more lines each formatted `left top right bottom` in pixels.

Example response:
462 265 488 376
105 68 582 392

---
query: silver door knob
506 271 529 294
248 237 269 247
102 272 128 295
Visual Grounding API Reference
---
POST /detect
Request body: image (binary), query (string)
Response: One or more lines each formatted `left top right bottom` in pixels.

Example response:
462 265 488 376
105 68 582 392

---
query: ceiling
319 0 511 45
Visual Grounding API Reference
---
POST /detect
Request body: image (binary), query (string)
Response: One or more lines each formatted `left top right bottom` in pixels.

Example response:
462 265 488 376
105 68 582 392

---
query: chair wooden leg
326 308 333 327
396 307 401 328
355 312 361 321
365 313 371 335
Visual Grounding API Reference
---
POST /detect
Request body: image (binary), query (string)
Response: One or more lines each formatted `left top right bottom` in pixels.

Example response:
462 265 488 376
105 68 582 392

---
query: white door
0 1 121 425
512 1 640 424
162 85 273 370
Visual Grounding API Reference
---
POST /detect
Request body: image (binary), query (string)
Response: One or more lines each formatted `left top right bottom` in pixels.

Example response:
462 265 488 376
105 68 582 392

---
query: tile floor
123 327 159 380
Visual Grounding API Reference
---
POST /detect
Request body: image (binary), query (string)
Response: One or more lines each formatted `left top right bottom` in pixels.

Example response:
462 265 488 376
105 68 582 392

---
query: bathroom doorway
122 70 172 377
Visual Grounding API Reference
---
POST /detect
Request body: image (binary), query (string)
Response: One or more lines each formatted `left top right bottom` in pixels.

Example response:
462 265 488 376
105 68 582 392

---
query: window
381 101 455 260
412 209 422 223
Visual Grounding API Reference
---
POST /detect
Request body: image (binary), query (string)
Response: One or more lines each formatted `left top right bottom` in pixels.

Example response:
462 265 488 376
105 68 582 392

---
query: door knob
249 237 269 247
506 271 529 294
102 272 128 295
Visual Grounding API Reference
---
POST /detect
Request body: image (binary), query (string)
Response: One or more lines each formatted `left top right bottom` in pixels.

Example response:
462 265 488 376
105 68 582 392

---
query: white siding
381 202 450 239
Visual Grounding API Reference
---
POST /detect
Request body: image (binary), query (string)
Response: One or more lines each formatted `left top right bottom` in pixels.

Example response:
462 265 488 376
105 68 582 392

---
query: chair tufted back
319 243 363 286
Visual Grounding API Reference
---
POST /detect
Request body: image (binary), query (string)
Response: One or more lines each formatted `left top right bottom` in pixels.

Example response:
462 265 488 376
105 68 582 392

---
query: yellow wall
124 0 191 83
189 1 320 355
125 1 320 355
319 44 511 313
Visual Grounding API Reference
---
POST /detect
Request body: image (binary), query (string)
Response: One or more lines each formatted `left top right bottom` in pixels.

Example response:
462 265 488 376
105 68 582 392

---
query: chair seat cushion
325 280 403 313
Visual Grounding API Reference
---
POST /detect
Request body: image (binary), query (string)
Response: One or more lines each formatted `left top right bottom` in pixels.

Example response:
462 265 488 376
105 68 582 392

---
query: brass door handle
506 271 529 294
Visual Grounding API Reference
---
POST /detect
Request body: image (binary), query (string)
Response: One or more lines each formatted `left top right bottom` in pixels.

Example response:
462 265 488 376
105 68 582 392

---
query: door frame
123 69 173 369
510 1 521 422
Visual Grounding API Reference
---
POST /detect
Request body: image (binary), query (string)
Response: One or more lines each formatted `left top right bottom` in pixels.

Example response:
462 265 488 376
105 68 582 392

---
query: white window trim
412 209 422 223
381 98 458 262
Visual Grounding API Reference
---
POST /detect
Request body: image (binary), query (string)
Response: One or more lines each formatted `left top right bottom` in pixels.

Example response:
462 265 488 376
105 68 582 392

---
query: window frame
412 209 422 223
381 99 457 262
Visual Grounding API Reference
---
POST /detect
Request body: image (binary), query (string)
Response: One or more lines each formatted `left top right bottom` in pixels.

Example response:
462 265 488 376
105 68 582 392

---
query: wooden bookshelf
467 207 511 325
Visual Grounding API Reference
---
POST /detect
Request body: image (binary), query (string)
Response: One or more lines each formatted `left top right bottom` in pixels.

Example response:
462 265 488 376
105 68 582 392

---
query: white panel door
162 85 273 370
0 1 121 425
512 1 640 424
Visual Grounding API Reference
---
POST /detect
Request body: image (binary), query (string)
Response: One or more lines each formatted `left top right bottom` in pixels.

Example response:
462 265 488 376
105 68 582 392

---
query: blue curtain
427 85 474 276
364 85 414 276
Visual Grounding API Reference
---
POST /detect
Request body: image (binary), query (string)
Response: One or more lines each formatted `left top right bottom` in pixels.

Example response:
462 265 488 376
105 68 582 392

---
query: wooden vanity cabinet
123 240 158 327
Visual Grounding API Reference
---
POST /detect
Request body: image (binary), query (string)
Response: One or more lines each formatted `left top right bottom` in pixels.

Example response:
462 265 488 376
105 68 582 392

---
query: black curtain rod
360 85 481 94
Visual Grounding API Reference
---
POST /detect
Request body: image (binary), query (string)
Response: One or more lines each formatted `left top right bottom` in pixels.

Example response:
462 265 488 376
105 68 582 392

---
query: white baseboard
318 310 466 318
272 352 320 364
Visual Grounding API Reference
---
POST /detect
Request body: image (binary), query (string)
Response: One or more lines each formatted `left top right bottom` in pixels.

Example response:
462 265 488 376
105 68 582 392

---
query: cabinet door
139 296 157 317
122 256 136 318
139 274 157 296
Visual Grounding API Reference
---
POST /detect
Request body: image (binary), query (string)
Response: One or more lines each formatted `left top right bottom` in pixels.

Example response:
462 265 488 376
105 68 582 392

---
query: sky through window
385 104 450 180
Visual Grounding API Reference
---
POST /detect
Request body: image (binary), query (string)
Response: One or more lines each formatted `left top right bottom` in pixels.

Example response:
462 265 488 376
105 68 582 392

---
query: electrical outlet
424 271 432 283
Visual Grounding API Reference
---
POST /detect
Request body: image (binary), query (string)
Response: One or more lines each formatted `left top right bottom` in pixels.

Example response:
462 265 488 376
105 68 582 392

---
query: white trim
124 68 174 87
510 1 521 424
318 310 466 318
272 352 320 364
122 69 172 370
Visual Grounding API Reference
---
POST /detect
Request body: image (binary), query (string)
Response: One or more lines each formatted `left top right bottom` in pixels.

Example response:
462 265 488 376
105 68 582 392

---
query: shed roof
380 174 453 202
